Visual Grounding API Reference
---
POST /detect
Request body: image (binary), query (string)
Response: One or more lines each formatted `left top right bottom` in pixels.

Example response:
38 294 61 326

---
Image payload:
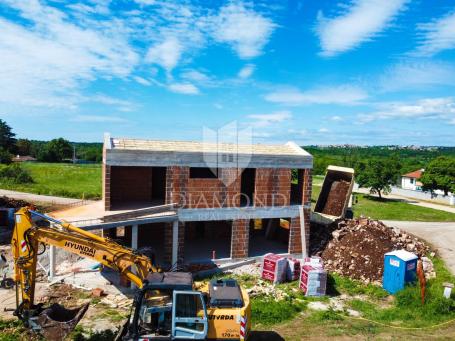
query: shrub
0 148 11 164
0 163 33 183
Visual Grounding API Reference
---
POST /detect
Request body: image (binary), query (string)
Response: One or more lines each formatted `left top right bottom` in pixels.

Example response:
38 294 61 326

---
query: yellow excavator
11 208 251 340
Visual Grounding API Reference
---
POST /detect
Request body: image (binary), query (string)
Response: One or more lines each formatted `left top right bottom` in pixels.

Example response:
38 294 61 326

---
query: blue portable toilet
383 250 418 294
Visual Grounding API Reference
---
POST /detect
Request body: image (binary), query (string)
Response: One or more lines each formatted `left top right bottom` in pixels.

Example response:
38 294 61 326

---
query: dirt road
0 189 88 206
383 220 455 274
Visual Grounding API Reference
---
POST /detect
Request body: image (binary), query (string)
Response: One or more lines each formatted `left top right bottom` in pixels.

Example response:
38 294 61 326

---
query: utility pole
72 144 76 164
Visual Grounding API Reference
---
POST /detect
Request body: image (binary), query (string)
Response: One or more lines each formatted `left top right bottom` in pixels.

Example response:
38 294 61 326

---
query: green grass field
312 184 455 222
0 162 101 200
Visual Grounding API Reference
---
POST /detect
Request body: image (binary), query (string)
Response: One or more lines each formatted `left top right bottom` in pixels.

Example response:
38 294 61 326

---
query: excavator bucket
29 303 89 341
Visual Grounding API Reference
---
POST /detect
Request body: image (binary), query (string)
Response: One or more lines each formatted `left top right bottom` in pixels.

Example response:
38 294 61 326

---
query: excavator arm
11 207 157 339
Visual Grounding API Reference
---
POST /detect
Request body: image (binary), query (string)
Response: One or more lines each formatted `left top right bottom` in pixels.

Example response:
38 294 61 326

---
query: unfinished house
102 134 313 266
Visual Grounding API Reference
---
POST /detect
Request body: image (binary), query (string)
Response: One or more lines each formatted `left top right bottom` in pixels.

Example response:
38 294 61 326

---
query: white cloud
0 0 276 109
318 127 329 133
238 64 255 79
0 1 138 109
380 60 455 91
416 10 455 56
89 94 135 112
358 97 455 123
264 85 368 106
134 0 156 6
134 76 152 86
331 115 342 121
146 37 182 72
316 0 409 57
168 82 200 95
248 111 292 127
71 115 129 123
211 3 275 58
180 70 216 88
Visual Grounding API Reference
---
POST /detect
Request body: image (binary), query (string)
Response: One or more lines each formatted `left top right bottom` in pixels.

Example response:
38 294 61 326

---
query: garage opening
240 168 256 206
248 218 289 257
184 221 232 262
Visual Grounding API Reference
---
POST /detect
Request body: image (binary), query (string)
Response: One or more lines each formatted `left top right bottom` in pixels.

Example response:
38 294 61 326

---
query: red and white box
261 253 287 284
286 257 301 281
299 263 327 296
303 256 324 268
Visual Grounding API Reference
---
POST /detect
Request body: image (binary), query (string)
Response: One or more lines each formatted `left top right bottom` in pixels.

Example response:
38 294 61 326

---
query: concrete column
172 220 178 265
131 225 138 289
131 224 138 250
299 206 308 258
49 245 55 280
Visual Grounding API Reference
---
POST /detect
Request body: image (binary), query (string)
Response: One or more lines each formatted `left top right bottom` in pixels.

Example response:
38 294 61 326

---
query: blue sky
1 0 455 145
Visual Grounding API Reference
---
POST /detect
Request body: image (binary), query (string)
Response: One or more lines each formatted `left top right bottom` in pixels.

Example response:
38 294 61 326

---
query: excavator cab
119 272 209 340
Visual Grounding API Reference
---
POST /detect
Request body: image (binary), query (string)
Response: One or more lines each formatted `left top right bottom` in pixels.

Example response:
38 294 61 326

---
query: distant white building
401 169 424 191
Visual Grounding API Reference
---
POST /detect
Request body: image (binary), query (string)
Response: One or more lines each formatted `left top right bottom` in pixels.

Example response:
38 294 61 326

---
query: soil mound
311 218 431 284
320 180 350 216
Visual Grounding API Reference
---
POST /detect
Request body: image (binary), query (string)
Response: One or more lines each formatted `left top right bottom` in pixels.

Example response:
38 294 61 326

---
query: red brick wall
254 169 273 206
165 166 189 207
231 219 249 258
302 168 312 206
104 164 111 210
288 209 310 255
254 168 291 206
110 166 152 207
272 168 291 206
166 167 241 208
186 178 225 208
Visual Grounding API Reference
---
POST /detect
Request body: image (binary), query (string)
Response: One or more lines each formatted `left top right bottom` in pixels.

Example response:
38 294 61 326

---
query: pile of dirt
0 196 31 209
311 218 432 285
320 180 350 216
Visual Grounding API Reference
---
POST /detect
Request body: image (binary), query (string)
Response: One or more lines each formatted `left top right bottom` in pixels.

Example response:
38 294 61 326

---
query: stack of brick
299 256 327 296
261 253 287 284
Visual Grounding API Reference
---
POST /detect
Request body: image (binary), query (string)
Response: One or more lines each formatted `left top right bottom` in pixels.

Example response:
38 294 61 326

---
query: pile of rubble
245 278 289 301
312 218 433 285
0 196 30 208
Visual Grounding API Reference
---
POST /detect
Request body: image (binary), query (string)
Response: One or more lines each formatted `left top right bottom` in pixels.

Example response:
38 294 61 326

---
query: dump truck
312 165 355 226
11 208 251 340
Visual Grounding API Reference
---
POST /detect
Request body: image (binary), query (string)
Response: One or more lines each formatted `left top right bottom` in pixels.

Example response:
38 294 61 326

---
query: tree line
0 119 102 164
306 145 455 198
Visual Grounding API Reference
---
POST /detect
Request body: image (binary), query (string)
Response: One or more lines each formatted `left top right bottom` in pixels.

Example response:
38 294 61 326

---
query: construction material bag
300 264 327 296
261 253 287 284
286 257 301 281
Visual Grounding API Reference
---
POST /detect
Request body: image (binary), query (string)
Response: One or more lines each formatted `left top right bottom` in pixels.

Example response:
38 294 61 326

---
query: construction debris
91 288 105 298
246 278 289 301
312 218 432 284
0 196 31 209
